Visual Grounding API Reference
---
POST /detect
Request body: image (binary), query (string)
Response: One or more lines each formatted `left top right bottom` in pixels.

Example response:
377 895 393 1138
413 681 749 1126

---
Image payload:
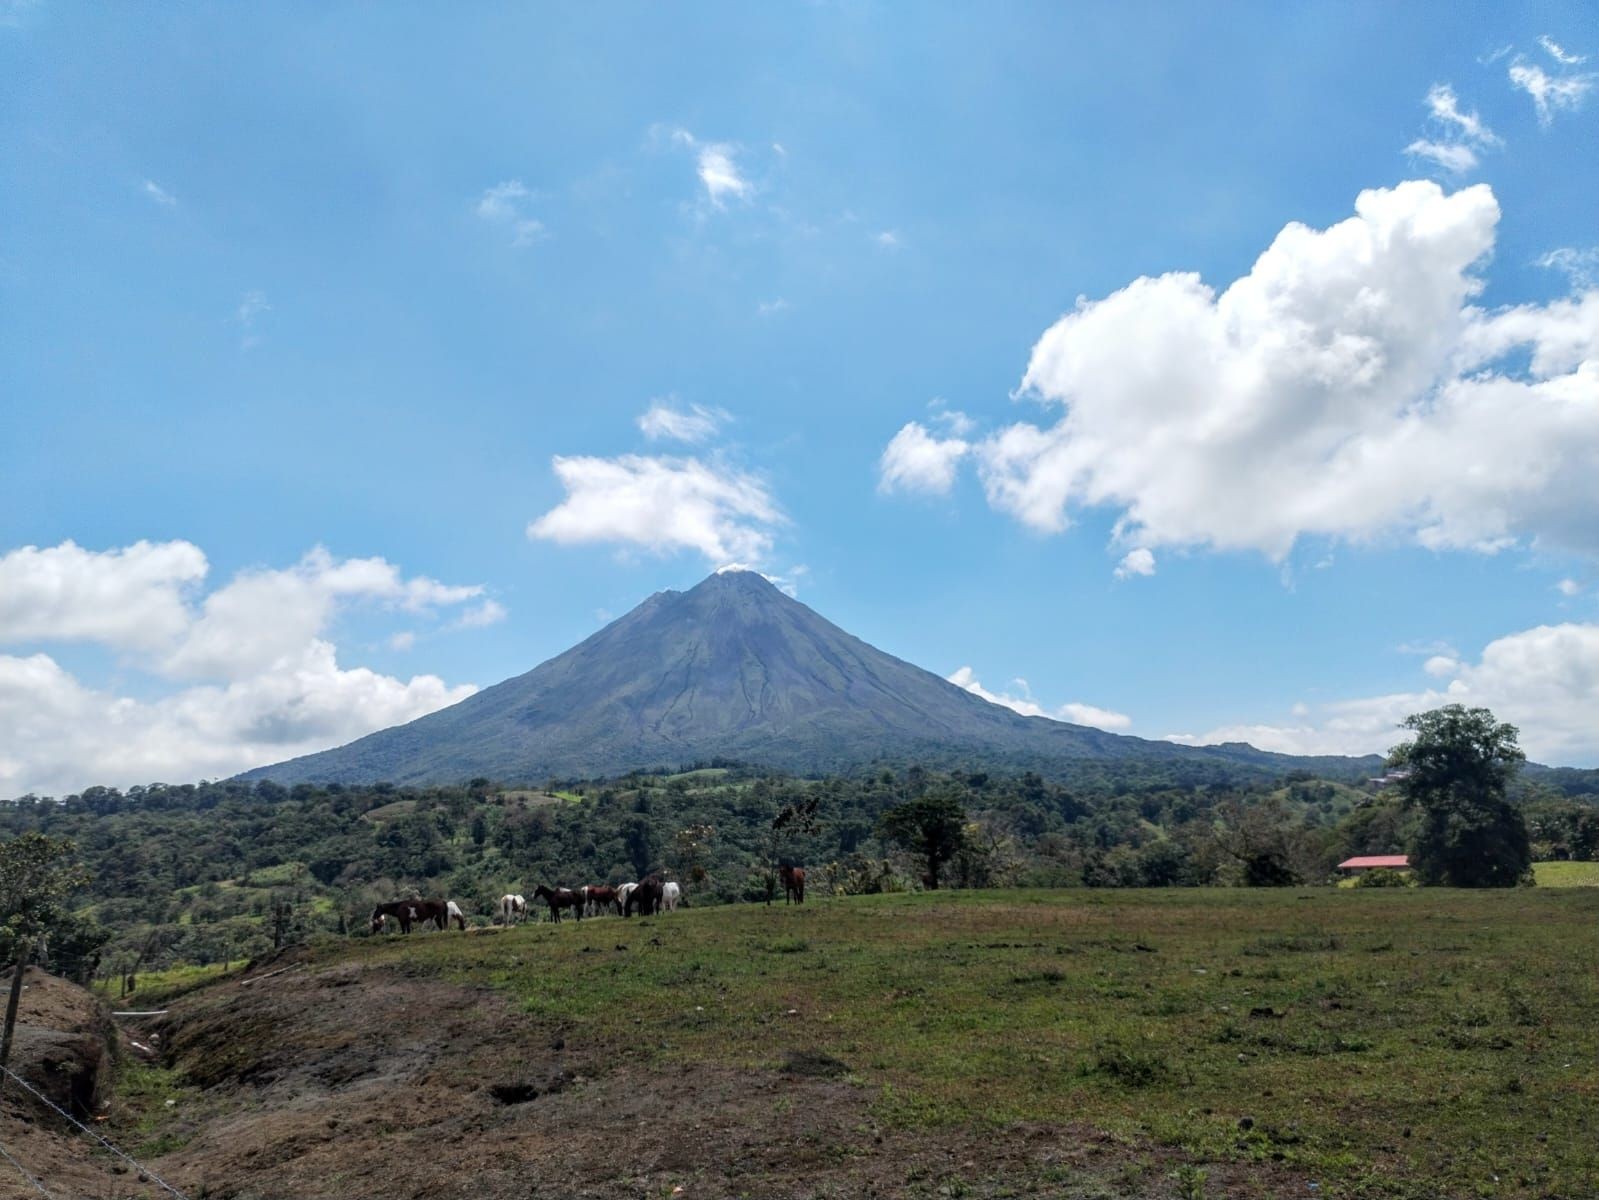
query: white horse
662 881 681 912
446 900 467 930
498 894 526 925
616 882 637 914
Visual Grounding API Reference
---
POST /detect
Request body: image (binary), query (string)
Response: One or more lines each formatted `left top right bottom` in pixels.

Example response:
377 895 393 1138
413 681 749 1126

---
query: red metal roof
1338 855 1410 870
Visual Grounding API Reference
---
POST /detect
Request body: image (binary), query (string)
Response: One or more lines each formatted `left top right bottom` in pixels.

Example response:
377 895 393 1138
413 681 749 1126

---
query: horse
616 882 637 914
369 898 449 934
446 900 467 930
583 885 620 917
624 875 664 917
499 894 526 925
661 881 681 912
532 884 584 923
780 865 806 905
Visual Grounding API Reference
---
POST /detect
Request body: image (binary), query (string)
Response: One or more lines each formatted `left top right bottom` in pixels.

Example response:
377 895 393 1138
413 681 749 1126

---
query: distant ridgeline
4 761 1597 983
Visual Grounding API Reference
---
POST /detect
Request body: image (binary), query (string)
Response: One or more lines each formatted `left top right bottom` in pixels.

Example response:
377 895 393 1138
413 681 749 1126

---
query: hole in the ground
489 1082 539 1104
781 1049 850 1078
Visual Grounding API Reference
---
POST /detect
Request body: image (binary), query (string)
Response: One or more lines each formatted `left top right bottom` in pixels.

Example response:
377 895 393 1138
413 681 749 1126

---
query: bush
1355 869 1416 888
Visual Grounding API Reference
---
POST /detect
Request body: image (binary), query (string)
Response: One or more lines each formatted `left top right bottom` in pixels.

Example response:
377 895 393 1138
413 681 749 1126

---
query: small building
1337 854 1411 873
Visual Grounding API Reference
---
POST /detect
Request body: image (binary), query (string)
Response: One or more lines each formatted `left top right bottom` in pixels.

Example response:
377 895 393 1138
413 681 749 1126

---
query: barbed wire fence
0 1064 190 1200
0 1133 58 1198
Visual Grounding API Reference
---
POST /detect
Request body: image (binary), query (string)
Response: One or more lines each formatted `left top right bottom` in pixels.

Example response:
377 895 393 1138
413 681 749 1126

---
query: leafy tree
2 834 94 1073
1390 705 1531 888
877 790 968 889
1 833 92 962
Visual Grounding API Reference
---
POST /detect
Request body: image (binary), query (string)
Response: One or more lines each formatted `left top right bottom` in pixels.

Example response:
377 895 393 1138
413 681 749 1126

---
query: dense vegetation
4 753 1597 988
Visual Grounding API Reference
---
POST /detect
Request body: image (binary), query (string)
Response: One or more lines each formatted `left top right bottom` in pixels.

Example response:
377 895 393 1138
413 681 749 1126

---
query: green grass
97 960 241 1005
313 888 1599 1199
1532 860 1599 887
113 1061 201 1158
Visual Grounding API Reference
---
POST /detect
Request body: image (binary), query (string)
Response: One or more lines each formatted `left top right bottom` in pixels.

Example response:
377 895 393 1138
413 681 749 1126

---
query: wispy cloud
1536 245 1599 289
638 401 729 444
1403 84 1498 176
1508 56 1595 125
237 290 269 350
875 230 902 249
757 298 791 317
1539 35 1587 66
1405 139 1479 174
666 129 754 208
141 179 177 207
476 180 546 247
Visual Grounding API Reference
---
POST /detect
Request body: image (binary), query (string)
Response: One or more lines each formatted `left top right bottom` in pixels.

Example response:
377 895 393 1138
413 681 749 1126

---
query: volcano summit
240 569 1366 785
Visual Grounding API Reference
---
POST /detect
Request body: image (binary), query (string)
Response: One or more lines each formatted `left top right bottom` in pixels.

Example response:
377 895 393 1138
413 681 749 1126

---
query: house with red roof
1337 854 1411 873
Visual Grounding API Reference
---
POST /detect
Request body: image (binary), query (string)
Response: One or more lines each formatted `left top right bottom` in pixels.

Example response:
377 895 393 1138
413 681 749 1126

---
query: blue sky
3 2 1598 795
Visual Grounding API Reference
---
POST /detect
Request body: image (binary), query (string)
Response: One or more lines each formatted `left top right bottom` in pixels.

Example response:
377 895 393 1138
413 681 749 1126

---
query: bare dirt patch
4 946 1298 1200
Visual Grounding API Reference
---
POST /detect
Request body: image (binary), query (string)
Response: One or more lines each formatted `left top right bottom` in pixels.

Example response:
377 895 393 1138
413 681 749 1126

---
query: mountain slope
240 569 1375 785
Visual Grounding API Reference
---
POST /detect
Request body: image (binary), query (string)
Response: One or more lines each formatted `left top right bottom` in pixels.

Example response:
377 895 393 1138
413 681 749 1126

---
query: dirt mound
0 966 131 1197
2 965 118 1118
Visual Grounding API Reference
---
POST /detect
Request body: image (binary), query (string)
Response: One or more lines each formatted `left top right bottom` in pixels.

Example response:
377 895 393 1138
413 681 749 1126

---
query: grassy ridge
321 887 1599 1199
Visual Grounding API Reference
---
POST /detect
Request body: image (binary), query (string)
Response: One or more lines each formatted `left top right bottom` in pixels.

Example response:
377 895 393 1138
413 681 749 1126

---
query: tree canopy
1390 705 1531 888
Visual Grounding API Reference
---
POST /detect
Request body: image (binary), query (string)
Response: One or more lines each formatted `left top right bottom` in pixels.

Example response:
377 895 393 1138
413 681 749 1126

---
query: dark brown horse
533 884 584 923
624 874 664 917
780 865 806 905
370 898 449 934
582 885 620 916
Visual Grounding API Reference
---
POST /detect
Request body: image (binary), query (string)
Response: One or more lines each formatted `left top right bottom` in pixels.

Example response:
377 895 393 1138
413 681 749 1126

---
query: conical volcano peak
239 570 1366 787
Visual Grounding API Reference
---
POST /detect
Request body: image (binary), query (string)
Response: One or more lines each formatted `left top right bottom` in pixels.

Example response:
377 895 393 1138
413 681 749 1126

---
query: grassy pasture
1532 860 1599 887
322 888 1599 1198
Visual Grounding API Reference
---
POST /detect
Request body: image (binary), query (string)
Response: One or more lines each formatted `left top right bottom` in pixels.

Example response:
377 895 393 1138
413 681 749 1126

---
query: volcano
239 568 1370 785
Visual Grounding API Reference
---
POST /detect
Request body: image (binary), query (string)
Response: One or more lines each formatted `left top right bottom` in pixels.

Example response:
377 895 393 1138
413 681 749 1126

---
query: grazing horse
615 882 637 914
499 894 527 925
369 898 449 934
661 881 681 912
780 865 806 905
532 884 584 923
446 900 468 930
583 885 620 917
625 875 664 917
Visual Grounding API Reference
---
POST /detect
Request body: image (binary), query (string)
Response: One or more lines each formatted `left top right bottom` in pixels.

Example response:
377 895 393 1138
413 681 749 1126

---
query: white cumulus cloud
1114 548 1156 580
529 454 782 564
0 541 486 796
878 422 970 495
946 666 1132 731
966 180 1599 561
0 540 207 652
1166 622 1599 766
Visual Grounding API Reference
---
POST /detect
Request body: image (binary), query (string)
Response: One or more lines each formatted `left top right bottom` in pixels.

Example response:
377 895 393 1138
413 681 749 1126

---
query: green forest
5 747 1599 989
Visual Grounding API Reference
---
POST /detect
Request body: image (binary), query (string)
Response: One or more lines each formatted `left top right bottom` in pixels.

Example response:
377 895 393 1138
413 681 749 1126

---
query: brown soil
11 953 1305 1200
0 965 126 1199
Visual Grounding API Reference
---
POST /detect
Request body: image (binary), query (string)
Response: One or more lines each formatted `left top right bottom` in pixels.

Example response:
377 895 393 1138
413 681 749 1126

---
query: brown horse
370 898 449 934
780 865 806 905
624 874 664 917
533 884 584 923
583 885 620 916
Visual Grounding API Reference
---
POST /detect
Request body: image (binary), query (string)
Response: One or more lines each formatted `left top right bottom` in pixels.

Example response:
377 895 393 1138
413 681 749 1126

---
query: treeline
2 759 1597 985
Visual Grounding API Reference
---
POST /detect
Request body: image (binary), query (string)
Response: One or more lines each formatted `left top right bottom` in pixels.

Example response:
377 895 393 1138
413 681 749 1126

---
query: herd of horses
367 865 807 935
